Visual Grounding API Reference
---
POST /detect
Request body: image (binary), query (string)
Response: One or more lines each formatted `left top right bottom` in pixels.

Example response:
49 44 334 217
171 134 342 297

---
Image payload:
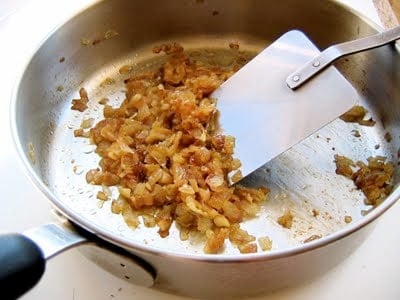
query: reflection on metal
9 0 400 297
79 244 155 287
23 222 156 287
23 223 87 259
213 30 358 179
287 26 400 88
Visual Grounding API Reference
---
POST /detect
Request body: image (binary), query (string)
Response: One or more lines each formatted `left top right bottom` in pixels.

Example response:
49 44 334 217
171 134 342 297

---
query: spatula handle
286 25 400 89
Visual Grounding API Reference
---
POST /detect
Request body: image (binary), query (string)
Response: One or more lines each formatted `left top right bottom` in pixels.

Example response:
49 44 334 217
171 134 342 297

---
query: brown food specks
104 29 119 40
99 77 116 88
80 38 91 46
303 234 322 243
28 142 36 165
229 42 240 50
384 132 392 143
119 65 134 75
74 43 268 254
352 129 361 137
258 236 272 251
71 88 89 112
277 210 293 229
80 29 119 47
340 105 376 126
334 154 394 206
344 215 352 223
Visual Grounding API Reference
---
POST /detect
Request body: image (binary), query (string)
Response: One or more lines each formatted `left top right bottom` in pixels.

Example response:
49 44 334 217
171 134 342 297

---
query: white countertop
1 1 399 299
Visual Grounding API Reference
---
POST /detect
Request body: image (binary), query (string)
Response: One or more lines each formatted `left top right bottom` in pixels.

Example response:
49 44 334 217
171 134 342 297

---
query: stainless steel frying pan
2 0 400 298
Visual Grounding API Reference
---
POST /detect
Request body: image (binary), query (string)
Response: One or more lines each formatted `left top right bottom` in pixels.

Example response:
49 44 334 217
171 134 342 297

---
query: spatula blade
212 30 358 180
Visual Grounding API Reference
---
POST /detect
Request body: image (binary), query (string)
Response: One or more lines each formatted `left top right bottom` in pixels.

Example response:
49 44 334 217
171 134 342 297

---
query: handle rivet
292 75 300 82
313 60 320 67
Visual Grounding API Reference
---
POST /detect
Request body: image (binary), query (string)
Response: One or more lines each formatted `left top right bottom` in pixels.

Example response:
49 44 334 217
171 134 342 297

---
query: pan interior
21 33 396 256
13 0 400 257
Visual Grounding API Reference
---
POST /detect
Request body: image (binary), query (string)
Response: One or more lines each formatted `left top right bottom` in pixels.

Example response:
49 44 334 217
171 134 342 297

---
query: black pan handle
0 223 88 299
0 234 45 299
0 223 156 299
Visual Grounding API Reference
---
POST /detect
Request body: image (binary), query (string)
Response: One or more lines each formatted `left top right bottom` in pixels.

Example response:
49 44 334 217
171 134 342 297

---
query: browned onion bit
80 43 268 254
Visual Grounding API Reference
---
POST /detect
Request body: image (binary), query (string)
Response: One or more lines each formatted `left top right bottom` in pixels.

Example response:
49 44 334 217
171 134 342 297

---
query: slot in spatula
212 28 400 182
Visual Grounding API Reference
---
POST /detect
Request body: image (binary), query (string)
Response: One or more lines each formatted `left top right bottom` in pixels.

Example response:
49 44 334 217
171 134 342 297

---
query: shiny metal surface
23 222 156 287
287 25 400 88
213 30 357 179
78 243 156 287
10 0 400 297
23 223 87 259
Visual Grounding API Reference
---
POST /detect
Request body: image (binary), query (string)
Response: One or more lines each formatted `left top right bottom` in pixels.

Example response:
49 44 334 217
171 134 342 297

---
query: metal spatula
212 28 400 181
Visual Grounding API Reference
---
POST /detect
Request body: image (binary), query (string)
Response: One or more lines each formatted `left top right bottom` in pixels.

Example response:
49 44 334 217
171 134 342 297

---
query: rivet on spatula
292 75 300 82
312 60 321 67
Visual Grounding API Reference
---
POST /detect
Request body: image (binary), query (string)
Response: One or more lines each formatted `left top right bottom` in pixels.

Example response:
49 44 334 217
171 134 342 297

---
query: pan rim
9 0 400 262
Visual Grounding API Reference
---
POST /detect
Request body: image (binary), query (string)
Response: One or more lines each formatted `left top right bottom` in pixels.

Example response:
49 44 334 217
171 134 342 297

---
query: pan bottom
39 35 395 256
